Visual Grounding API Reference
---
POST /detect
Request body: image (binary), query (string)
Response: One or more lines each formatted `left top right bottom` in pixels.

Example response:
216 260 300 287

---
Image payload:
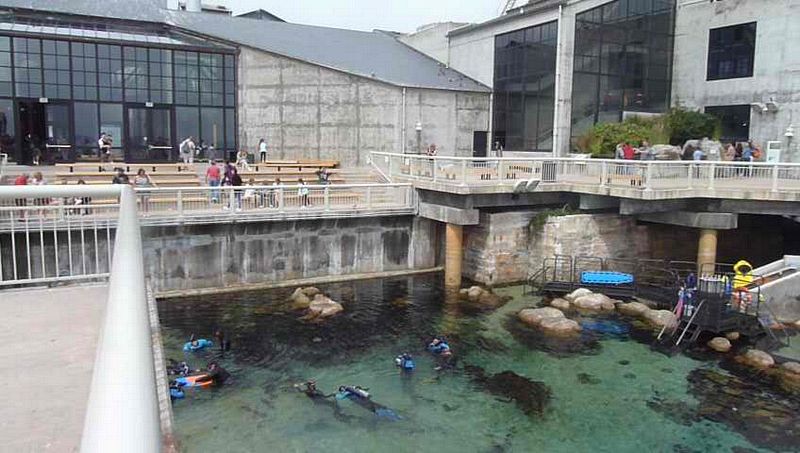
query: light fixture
415 122 422 132
785 125 795 138
766 99 780 112
750 102 767 114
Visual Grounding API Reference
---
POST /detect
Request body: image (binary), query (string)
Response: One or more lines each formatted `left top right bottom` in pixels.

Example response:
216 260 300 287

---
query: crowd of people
613 139 764 162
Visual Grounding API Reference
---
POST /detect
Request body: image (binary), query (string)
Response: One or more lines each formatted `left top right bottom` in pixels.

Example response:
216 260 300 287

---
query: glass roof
0 13 234 49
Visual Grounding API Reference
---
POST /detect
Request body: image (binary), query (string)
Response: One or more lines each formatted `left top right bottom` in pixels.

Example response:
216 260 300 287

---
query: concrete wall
672 0 800 162
236 47 490 165
397 22 467 64
141 216 441 293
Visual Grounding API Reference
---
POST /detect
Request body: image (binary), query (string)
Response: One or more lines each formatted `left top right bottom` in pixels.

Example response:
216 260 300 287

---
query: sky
211 0 502 33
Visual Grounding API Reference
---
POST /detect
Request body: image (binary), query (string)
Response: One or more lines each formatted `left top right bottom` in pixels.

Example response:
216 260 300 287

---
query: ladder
757 298 790 347
653 300 705 354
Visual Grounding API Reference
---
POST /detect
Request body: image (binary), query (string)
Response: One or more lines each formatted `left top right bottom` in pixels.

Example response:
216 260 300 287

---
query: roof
0 0 489 92
448 0 564 37
236 9 285 22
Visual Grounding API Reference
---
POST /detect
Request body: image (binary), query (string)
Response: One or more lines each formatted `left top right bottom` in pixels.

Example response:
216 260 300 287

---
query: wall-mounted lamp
785 125 795 138
750 102 768 114
766 99 780 112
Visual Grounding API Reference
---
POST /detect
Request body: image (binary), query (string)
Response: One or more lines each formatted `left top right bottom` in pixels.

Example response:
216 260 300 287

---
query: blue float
580 271 634 286
183 339 213 352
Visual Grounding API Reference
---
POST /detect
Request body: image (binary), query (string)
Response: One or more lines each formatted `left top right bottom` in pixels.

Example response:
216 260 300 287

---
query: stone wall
237 47 490 166
463 211 653 284
142 216 441 293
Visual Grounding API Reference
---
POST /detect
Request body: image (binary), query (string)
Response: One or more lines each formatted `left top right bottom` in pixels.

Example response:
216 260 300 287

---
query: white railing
0 184 160 453
371 152 800 199
134 183 414 222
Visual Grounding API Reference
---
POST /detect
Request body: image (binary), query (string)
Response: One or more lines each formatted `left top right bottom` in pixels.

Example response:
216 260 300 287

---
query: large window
705 105 750 143
570 0 675 140
492 21 557 151
13 37 42 98
72 42 98 100
0 37 11 96
707 22 756 81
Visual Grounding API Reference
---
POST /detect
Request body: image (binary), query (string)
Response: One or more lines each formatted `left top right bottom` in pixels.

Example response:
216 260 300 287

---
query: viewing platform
370 152 800 202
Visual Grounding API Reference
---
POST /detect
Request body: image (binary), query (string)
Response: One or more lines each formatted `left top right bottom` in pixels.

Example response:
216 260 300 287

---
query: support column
697 229 718 275
444 223 463 290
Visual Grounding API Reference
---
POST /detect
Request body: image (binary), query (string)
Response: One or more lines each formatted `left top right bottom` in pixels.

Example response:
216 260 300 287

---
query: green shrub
664 108 721 145
575 108 720 156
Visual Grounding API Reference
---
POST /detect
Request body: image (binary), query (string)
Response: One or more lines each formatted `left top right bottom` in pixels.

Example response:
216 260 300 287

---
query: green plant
664 108 721 145
528 205 576 234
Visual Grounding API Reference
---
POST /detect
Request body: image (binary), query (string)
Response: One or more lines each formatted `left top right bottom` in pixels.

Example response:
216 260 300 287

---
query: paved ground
0 284 107 453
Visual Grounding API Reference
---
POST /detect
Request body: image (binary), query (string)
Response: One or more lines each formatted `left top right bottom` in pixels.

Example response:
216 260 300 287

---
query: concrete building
401 0 800 161
0 0 490 166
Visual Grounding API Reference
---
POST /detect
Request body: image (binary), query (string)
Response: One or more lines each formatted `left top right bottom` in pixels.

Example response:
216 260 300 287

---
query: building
0 0 490 165
401 0 800 161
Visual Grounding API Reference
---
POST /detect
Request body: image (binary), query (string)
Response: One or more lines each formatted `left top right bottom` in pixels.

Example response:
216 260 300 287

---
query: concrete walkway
0 284 107 453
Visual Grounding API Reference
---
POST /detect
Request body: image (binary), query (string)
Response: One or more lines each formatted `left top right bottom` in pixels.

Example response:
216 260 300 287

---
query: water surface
158 274 797 452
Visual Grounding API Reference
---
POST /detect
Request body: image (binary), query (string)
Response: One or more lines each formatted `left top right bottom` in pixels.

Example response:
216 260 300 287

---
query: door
472 131 487 158
17 101 71 164
17 101 45 165
126 106 173 162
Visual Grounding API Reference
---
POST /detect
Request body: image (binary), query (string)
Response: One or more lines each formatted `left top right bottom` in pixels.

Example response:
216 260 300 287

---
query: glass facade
570 0 675 141
707 22 756 81
705 105 750 143
0 12 237 163
492 21 558 151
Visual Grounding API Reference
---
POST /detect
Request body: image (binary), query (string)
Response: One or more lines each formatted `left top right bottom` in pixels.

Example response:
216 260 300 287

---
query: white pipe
552 4 564 157
487 92 494 156
402 87 407 154
80 185 160 453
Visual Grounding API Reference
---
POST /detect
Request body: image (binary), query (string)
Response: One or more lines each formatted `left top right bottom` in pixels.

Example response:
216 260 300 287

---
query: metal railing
371 152 800 200
134 183 414 223
0 184 160 453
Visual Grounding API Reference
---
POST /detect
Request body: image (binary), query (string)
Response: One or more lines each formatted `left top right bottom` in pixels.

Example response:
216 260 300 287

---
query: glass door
126 106 172 162
44 103 72 162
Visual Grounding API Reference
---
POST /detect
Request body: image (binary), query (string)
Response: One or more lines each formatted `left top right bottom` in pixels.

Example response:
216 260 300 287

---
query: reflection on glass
0 98 15 156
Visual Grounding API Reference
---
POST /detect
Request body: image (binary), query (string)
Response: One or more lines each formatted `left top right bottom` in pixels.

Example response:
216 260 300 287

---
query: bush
575 108 719 156
664 108 720 146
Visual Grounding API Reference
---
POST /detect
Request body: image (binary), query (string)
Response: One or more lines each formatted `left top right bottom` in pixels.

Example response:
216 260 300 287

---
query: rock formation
518 307 580 336
736 349 775 369
707 337 731 353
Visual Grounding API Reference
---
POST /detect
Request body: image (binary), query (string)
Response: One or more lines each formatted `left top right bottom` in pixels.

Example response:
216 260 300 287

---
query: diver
195 361 230 386
295 380 335 401
335 385 401 421
183 334 213 352
166 358 193 377
214 329 232 352
169 381 186 401
427 336 454 371
394 353 415 372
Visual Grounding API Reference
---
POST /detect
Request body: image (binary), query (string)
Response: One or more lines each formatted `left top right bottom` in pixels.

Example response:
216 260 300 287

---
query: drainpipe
402 87 407 154
487 92 494 156
552 4 564 157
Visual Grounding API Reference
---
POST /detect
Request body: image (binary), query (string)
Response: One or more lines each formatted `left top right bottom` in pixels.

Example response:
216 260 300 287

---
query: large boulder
725 331 740 341
643 309 676 328
617 301 650 317
289 288 311 310
652 144 682 160
564 288 593 302
467 286 484 301
780 362 800 375
518 307 564 327
460 285 509 309
737 349 775 369
707 337 732 353
572 293 615 312
538 317 582 336
549 298 571 311
302 294 344 321
301 286 321 297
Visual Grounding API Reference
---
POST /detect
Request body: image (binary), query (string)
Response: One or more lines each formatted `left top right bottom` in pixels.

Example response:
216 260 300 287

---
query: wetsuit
337 387 401 421
197 365 230 386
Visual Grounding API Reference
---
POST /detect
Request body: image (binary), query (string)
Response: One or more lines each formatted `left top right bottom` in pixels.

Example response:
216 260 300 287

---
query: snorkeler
395 353 415 371
183 334 213 352
427 337 454 371
335 385 402 421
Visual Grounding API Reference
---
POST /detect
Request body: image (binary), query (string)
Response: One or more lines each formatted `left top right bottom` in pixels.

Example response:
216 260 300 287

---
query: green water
157 275 795 452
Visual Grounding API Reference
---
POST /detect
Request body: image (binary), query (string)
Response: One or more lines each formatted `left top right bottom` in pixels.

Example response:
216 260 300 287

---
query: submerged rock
577 373 600 385
539 317 581 336
549 298 570 311
781 362 800 375
300 294 344 322
725 331 740 341
736 349 775 369
518 307 564 326
289 288 311 310
464 365 551 416
460 285 510 310
707 337 732 353
301 287 321 297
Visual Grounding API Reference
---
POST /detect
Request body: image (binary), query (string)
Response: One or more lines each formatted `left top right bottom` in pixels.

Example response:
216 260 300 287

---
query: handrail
0 185 160 452
80 185 160 452
676 300 705 346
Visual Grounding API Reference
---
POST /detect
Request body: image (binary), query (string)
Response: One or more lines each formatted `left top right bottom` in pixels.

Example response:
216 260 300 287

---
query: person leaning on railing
13 172 28 219
133 168 156 213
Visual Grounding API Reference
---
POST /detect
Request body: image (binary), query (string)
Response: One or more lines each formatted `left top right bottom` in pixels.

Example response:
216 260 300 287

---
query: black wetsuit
206 366 230 385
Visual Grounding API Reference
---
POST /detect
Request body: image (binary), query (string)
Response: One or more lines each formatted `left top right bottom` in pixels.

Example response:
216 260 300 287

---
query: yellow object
733 260 753 289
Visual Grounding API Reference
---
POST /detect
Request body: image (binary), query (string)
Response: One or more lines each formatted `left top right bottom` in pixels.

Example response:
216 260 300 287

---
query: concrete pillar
697 229 718 275
444 223 463 289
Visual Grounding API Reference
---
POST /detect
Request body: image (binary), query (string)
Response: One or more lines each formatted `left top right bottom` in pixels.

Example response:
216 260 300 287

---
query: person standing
298 178 310 208
133 168 156 213
14 173 28 218
723 143 736 161
98 132 111 163
622 142 635 160
206 160 222 203
258 138 268 163
111 167 129 184
179 136 196 168
229 167 243 211
236 148 250 171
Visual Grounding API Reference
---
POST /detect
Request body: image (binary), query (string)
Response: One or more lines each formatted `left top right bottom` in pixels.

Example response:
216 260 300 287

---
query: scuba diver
395 353 415 372
166 359 193 377
183 334 213 352
295 380 335 401
427 336 454 371
214 329 232 352
335 386 402 421
194 361 230 386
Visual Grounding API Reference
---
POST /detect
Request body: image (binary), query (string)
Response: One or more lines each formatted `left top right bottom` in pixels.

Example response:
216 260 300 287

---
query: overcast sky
214 0 501 33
